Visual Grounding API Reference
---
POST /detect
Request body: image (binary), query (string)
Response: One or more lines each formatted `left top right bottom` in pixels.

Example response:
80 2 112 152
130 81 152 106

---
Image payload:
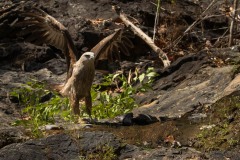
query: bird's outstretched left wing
91 28 134 66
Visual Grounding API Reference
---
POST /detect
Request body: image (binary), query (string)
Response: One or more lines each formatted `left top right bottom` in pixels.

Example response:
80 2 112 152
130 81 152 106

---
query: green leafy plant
10 80 71 137
90 67 158 119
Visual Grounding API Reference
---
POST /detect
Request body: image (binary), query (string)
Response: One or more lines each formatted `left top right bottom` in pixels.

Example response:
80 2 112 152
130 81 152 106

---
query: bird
60 52 95 119
0 2 134 120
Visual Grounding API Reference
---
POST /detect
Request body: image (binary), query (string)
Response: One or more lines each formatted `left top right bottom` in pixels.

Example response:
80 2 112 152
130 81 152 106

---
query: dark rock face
119 144 140 160
129 147 206 160
0 128 28 149
0 43 57 72
0 134 79 160
0 132 124 160
207 149 240 160
133 51 239 119
78 131 122 155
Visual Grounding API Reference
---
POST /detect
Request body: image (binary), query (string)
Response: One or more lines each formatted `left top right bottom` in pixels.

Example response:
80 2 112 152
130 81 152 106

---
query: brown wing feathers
18 10 75 53
1 3 135 75
91 28 134 65
5 5 78 78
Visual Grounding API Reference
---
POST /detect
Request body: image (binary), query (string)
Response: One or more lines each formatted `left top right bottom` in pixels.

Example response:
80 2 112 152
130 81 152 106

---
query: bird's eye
85 55 90 58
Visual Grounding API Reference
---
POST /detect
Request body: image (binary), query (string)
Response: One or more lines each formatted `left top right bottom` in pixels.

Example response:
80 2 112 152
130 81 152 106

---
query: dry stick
153 0 161 41
172 0 217 48
114 9 170 67
229 0 239 47
153 10 159 41
213 28 229 47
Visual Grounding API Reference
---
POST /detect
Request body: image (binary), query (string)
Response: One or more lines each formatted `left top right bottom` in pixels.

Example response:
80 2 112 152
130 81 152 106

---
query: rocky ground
0 0 240 159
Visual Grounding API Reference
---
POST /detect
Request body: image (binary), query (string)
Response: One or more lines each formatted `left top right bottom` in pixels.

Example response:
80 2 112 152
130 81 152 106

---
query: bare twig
153 0 161 41
171 0 217 48
229 0 239 46
213 28 229 47
113 6 170 67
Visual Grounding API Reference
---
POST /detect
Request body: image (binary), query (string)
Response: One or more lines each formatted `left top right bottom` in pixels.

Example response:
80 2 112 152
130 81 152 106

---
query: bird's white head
82 52 95 60
79 52 95 66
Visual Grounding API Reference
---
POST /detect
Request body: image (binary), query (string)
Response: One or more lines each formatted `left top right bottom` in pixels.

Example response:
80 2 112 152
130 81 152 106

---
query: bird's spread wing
91 29 122 63
0 3 78 78
91 28 134 66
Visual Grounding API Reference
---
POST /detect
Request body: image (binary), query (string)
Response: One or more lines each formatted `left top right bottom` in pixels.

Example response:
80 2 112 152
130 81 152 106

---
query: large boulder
133 49 240 119
0 131 122 160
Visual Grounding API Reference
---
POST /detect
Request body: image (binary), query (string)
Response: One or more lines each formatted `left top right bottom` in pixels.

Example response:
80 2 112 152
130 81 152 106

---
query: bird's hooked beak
90 54 95 60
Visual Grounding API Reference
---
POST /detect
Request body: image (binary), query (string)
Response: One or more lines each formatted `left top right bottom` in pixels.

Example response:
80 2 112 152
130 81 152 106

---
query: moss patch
196 91 240 151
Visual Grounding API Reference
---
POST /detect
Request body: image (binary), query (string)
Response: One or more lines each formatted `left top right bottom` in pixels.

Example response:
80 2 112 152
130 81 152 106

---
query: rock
77 131 122 155
0 102 21 129
0 43 55 71
223 74 240 97
43 58 66 75
133 51 238 119
126 146 206 160
0 131 128 159
133 114 159 125
22 61 43 72
119 144 140 160
0 134 79 160
188 113 207 123
122 113 134 126
0 44 22 60
0 128 28 149
207 149 240 160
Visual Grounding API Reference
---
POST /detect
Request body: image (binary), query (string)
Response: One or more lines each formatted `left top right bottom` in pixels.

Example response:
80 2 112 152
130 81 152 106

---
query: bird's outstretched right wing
0 3 78 79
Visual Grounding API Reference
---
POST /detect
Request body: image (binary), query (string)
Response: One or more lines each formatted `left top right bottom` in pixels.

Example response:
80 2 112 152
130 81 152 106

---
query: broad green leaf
138 73 145 83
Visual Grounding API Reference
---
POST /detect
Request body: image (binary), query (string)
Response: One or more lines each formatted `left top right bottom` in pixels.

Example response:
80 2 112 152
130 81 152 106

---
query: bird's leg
85 93 93 122
65 53 73 81
70 92 80 115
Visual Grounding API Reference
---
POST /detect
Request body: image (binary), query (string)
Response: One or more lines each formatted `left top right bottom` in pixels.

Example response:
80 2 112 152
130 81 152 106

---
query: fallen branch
113 6 170 68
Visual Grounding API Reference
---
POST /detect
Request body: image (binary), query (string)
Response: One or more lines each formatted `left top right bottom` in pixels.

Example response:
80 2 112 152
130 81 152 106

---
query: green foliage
91 67 158 119
10 80 70 137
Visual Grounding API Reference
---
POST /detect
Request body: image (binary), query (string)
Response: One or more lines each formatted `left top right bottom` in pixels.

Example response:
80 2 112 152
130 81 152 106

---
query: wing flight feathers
91 28 134 65
0 3 78 77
